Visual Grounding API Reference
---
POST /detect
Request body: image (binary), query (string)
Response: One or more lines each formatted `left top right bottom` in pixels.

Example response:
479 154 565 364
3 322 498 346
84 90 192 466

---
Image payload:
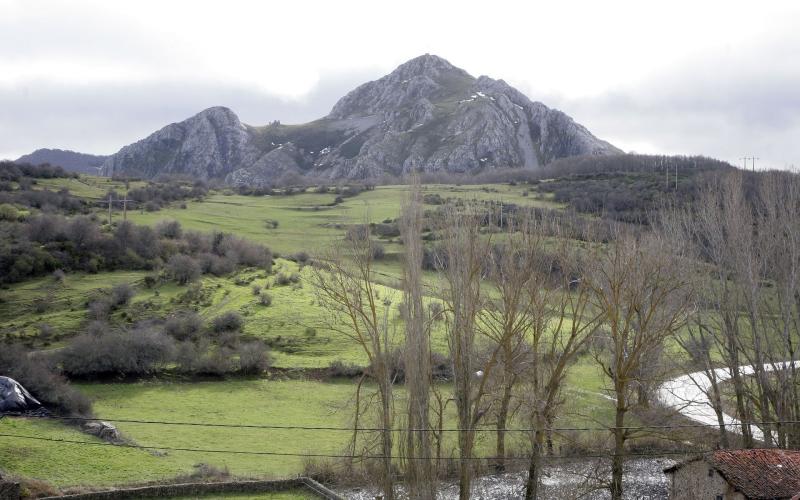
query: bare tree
585 230 693 500
436 204 494 500
400 179 436 498
312 232 397 500
522 228 602 500
480 214 545 474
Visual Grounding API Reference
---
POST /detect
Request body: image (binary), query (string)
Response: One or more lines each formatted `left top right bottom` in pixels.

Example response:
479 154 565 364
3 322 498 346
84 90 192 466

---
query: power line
8 413 800 434
0 431 714 461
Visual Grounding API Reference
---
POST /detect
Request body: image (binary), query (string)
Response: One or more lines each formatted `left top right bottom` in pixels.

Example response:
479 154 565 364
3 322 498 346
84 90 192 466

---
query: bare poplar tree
312 231 397 500
436 203 493 500
400 179 436 498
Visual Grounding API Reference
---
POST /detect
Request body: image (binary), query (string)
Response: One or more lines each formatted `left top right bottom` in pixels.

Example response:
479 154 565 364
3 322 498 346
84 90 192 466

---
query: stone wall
0 480 21 500
39 477 343 500
667 459 745 500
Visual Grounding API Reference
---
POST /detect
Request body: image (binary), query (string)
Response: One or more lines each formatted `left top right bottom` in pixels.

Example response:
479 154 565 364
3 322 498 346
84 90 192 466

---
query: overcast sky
2 0 798 169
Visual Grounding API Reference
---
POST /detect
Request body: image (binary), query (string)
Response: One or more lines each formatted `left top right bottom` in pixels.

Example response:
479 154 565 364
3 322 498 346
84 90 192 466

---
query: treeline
0 160 78 182
0 212 271 284
125 181 208 211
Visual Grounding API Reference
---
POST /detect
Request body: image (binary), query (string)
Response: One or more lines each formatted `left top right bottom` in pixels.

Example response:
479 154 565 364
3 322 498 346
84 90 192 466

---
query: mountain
101 54 621 184
16 149 108 175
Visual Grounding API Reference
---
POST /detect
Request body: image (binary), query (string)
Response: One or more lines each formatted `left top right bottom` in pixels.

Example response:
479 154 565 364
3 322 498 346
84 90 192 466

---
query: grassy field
33 176 147 200
1 177 625 491
0 376 617 488
124 184 559 256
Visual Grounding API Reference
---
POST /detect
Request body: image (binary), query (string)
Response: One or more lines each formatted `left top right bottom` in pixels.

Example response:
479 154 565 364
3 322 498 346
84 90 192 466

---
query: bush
0 203 20 221
327 360 363 378
274 272 300 286
167 254 201 285
164 311 203 341
59 327 176 377
304 327 317 338
371 243 385 260
211 311 244 333
87 298 112 320
52 269 66 283
110 283 135 307
251 284 262 295
155 219 183 239
0 344 92 415
237 341 271 374
258 292 272 306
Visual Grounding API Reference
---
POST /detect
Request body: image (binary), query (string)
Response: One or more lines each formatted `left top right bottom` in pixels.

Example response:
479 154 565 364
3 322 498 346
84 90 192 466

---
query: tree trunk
610 398 626 500
495 377 515 473
524 427 546 499
380 375 395 500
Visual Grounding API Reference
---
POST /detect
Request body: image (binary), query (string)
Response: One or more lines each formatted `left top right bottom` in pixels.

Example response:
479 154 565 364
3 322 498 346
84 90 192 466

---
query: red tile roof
709 449 800 499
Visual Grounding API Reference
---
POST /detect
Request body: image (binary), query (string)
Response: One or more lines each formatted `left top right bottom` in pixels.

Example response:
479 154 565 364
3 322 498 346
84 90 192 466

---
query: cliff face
101 55 621 184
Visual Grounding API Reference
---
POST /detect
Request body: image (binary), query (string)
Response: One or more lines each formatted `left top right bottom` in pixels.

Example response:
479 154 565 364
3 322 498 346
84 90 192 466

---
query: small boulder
83 421 120 441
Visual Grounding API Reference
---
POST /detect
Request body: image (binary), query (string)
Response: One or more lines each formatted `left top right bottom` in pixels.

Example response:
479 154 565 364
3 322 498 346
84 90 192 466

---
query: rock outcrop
101 55 621 184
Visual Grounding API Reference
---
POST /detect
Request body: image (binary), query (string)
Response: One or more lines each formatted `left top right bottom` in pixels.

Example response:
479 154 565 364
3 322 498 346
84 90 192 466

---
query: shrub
237 341 272 374
59 327 176 377
189 346 234 376
155 219 183 239
0 203 20 221
52 269 66 283
211 311 244 333
167 254 201 285
0 344 92 415
258 292 272 306
275 272 300 286
327 360 363 378
37 323 55 342
251 284 262 295
110 283 135 307
87 298 112 320
164 311 203 341
304 327 317 338
371 243 385 260
345 225 369 242
86 320 108 337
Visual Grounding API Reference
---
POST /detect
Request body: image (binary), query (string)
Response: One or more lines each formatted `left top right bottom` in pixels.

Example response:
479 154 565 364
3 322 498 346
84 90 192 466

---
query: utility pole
740 156 759 172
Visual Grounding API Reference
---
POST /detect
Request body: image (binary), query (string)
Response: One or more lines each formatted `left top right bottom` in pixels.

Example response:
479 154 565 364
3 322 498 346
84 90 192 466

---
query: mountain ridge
97 54 622 184
15 148 108 175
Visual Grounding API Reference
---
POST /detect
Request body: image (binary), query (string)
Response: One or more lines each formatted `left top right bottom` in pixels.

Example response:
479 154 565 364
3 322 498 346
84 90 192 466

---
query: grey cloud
543 39 800 169
0 69 379 159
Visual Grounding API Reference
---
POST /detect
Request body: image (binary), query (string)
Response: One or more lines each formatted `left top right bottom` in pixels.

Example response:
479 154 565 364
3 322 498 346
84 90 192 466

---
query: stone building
664 449 800 500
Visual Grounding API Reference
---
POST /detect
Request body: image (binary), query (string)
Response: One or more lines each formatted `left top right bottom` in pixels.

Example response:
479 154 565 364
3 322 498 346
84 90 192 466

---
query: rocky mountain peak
99 54 622 184
388 53 470 81
328 54 474 120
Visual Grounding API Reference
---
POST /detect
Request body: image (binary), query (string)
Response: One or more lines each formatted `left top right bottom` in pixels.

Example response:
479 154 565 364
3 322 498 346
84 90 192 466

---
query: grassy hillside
0 174 628 492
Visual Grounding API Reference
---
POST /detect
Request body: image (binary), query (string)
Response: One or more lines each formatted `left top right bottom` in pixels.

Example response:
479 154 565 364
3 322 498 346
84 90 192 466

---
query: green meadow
1 176 622 491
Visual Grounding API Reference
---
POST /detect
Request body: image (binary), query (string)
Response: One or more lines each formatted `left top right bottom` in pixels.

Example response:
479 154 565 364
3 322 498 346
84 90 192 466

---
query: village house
664 449 800 500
